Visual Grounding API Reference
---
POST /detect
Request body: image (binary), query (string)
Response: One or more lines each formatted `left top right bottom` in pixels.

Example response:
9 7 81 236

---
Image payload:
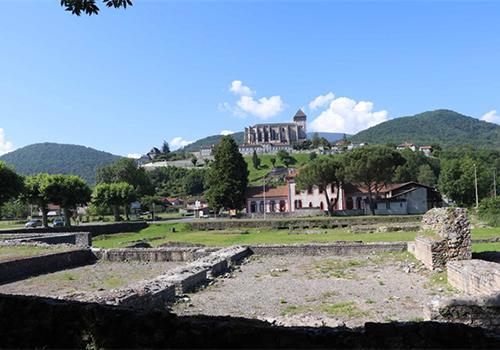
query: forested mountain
350 110 500 149
181 131 347 152
0 143 121 184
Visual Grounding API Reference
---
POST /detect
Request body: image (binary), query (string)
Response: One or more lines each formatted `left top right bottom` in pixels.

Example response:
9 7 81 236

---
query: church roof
294 109 307 118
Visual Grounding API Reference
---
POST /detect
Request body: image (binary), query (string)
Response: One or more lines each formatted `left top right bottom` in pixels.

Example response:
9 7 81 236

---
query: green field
92 222 500 250
0 221 24 230
244 153 310 185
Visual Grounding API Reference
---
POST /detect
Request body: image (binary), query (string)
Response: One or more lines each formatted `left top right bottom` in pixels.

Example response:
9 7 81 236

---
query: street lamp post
263 174 266 220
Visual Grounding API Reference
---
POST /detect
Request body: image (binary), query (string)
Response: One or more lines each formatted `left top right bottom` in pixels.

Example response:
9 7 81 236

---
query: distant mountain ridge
350 109 500 149
181 132 348 152
0 143 121 184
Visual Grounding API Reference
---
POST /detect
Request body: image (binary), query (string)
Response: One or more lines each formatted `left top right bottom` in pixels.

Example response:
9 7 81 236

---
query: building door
279 200 286 212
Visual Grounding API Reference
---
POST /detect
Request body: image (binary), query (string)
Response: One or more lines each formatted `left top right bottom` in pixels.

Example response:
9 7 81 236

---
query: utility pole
493 168 497 197
474 163 479 208
263 175 266 220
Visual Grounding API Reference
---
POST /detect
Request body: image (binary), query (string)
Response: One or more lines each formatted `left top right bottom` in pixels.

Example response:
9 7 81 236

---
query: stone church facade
239 109 307 154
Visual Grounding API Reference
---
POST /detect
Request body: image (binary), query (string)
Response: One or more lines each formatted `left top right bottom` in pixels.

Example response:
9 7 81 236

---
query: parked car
52 219 65 227
25 219 42 228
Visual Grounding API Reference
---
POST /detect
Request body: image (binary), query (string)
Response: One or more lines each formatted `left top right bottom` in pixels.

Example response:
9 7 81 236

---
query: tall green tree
205 136 249 212
344 145 405 215
96 158 153 197
162 141 170 155
60 0 132 16
438 157 490 206
296 156 344 215
417 164 437 187
92 182 136 221
0 161 24 207
43 175 91 227
252 150 261 170
21 174 51 227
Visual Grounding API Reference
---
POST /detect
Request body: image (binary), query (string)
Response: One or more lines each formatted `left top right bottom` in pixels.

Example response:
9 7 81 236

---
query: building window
298 200 302 208
346 197 354 210
269 200 275 212
279 200 286 212
259 201 264 213
309 202 313 208
320 202 324 210
386 201 391 210
307 187 313 194
319 187 323 194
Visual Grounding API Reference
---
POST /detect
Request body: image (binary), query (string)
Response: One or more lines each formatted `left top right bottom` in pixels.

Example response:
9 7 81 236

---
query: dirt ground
0 261 183 297
0 245 74 262
172 253 460 328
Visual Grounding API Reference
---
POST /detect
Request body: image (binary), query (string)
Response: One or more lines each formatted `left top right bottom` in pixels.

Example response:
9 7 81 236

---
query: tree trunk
41 206 49 228
367 186 375 215
112 205 121 222
124 205 130 221
323 189 334 216
63 208 71 227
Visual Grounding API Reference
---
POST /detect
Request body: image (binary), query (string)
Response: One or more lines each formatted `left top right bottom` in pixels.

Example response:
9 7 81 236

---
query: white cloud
220 80 286 120
236 95 285 120
127 153 142 159
230 80 255 96
220 130 234 135
480 110 500 124
170 136 194 150
0 128 14 156
309 96 388 134
309 92 335 111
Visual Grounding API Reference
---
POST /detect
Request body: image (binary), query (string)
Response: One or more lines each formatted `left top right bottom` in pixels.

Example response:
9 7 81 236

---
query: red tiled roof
247 185 288 198
344 182 424 194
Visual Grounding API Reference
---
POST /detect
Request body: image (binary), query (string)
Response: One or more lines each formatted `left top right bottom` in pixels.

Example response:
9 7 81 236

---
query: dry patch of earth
0 261 184 297
172 253 460 328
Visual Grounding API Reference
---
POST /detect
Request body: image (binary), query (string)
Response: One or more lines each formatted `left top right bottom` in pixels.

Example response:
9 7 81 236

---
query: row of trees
296 146 405 215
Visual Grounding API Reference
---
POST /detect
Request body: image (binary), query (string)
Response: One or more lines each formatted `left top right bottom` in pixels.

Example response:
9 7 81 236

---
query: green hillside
0 143 121 184
350 109 500 149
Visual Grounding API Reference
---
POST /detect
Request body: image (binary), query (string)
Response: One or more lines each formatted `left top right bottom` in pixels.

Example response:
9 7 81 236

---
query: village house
245 179 442 216
396 142 417 152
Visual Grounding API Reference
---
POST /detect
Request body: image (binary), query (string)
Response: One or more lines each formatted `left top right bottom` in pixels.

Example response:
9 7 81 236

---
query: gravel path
173 253 460 328
0 261 183 297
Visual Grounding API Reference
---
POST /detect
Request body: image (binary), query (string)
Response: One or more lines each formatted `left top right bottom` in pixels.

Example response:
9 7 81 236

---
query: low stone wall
0 222 148 237
190 216 422 231
68 246 253 310
425 295 500 331
8 232 92 248
245 208 325 219
414 236 446 270
447 260 500 296
1 293 499 349
93 247 215 262
249 242 407 256
0 249 96 284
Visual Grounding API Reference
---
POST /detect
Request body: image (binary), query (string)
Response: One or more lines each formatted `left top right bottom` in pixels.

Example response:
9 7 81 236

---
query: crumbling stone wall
250 242 406 256
414 208 471 269
0 293 498 349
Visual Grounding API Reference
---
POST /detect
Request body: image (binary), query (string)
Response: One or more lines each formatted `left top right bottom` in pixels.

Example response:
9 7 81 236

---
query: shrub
477 197 500 227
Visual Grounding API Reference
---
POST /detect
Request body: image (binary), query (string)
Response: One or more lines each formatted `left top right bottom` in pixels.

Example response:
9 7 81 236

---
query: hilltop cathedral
238 109 307 155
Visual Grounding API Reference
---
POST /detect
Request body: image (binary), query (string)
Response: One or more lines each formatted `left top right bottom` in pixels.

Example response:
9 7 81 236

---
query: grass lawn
472 242 500 253
245 153 310 185
0 245 72 262
92 222 500 250
92 222 419 248
470 227 500 240
0 221 24 230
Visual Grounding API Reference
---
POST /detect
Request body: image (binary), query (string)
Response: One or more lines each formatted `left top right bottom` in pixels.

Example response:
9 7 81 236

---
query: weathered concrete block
447 260 500 296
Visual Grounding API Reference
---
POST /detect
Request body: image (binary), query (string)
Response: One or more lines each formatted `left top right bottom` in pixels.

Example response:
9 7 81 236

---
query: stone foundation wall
0 249 96 284
8 232 92 248
190 216 422 231
68 246 253 310
92 247 215 262
0 222 148 237
249 242 407 256
414 236 446 270
425 295 500 331
447 260 500 296
1 293 498 349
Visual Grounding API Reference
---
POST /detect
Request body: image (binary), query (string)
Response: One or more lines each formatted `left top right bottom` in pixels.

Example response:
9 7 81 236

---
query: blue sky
1 0 500 157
